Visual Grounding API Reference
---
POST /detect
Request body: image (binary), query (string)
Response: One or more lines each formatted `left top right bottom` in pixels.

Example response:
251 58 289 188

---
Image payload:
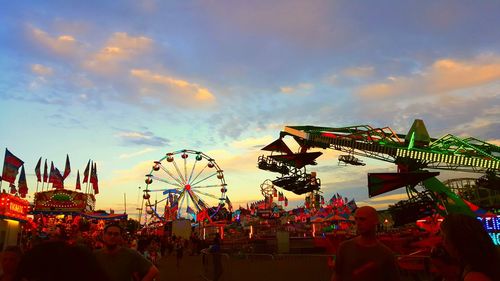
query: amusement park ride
258 119 500 223
140 150 229 225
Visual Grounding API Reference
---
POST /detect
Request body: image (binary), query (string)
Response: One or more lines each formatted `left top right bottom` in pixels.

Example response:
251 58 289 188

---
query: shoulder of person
93 248 106 255
463 271 492 281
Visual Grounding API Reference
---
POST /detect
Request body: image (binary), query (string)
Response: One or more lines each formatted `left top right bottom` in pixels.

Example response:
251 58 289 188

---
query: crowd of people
0 208 499 281
0 217 211 281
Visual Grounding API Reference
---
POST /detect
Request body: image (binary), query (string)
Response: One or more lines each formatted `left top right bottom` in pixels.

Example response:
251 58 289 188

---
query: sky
1 1 499 218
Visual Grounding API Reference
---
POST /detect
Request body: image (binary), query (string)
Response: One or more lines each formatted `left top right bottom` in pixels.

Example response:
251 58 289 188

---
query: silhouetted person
331 206 400 281
210 233 223 281
0 246 22 281
14 241 108 281
174 237 184 269
440 213 500 281
94 224 158 281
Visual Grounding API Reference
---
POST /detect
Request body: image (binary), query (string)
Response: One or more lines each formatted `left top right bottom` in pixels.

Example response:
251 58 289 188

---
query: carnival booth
32 189 95 215
0 193 29 249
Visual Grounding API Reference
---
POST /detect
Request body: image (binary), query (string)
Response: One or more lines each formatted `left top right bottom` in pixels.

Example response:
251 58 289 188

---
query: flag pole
85 161 91 194
124 193 127 214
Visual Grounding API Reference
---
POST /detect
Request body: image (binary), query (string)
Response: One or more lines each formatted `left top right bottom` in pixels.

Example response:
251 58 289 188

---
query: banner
83 160 90 183
91 162 99 194
43 159 48 183
35 157 42 182
368 172 439 197
18 166 28 198
52 168 65 189
2 149 24 184
63 154 71 179
75 170 81 190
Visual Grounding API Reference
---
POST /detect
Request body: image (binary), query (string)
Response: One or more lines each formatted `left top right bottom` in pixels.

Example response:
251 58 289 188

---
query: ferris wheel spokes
171 159 186 184
192 184 226 189
191 172 219 187
187 156 200 183
158 163 184 186
189 163 211 185
186 190 202 211
148 174 183 188
194 189 222 200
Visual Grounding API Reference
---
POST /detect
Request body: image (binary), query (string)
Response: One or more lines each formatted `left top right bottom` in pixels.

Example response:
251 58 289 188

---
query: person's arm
140 265 159 281
464 271 492 281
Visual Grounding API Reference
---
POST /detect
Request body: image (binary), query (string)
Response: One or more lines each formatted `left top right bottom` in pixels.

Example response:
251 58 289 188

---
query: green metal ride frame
266 119 500 216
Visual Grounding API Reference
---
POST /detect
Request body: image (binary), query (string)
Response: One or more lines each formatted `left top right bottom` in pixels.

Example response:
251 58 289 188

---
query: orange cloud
31 64 53 76
130 69 216 103
28 26 81 57
280 83 313 94
357 55 500 99
84 32 152 74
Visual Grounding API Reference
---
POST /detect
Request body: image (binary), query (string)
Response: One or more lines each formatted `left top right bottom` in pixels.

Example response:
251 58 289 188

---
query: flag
83 160 90 183
75 170 81 190
63 154 71 179
52 168 64 189
91 162 99 194
35 157 42 182
278 192 284 201
170 200 179 212
43 159 48 183
2 149 24 184
49 161 55 183
273 187 277 197
347 199 358 213
284 197 288 207
18 165 28 198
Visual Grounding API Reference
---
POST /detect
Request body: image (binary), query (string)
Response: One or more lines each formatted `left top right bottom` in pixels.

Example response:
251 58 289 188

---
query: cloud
280 83 313 94
130 68 216 104
119 147 157 159
31 64 53 76
342 66 374 78
84 32 153 74
27 26 82 57
357 55 500 99
116 130 169 146
230 135 276 150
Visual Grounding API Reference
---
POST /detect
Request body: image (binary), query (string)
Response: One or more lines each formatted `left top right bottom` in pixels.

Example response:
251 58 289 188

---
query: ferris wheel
142 149 227 223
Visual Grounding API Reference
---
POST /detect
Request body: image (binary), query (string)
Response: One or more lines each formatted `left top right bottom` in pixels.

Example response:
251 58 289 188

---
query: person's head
354 206 379 236
440 213 500 279
102 224 123 250
15 241 109 281
1 246 22 275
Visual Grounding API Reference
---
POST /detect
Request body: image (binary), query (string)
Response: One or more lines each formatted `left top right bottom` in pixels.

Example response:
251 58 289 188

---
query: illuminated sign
8 202 24 214
0 193 29 221
477 216 500 246
489 233 500 245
